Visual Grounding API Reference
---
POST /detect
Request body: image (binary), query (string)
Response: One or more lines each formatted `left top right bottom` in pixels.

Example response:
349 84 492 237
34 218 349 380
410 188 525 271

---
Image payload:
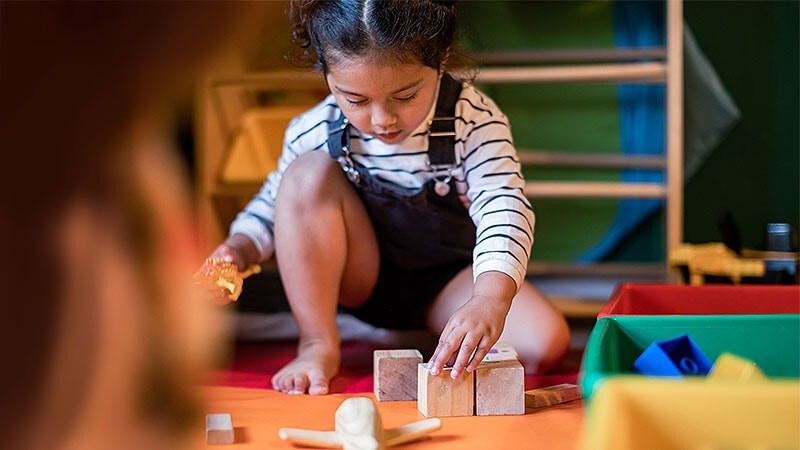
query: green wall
682 0 799 249
459 0 799 261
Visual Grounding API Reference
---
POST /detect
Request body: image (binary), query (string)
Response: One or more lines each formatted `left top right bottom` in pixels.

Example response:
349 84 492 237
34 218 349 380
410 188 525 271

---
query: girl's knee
518 318 570 375
508 308 571 375
278 151 344 201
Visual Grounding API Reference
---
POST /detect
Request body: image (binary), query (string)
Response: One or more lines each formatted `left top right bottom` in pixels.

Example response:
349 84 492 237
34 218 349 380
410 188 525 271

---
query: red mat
208 339 582 393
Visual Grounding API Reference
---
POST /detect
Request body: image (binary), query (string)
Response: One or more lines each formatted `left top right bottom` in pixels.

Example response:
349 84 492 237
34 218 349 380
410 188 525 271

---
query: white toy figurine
278 397 441 450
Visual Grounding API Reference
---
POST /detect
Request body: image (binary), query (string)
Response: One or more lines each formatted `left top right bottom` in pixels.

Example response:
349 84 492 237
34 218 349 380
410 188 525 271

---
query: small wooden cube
417 363 474 417
374 349 423 401
206 413 234 445
524 383 582 408
475 359 525 416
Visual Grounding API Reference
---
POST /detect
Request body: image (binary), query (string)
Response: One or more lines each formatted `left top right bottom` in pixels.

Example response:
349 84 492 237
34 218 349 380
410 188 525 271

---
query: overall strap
428 73 462 165
327 114 349 160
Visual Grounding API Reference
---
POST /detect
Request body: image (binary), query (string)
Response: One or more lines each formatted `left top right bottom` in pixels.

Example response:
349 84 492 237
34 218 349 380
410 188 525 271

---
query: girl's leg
426 267 570 374
272 151 379 394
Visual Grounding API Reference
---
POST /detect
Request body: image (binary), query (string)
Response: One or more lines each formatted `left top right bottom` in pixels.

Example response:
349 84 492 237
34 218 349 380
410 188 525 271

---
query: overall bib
327 74 476 329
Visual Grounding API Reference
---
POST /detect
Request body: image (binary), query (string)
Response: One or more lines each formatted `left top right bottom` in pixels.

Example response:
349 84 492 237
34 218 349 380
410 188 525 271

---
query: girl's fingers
449 333 481 379
428 328 458 376
427 344 449 376
465 336 493 373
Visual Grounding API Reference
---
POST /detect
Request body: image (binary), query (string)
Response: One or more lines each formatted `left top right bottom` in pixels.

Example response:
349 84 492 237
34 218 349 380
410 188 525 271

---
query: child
207 0 570 395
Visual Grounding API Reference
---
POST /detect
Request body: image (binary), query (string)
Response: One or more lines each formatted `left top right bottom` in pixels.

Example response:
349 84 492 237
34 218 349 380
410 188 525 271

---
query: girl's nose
371 104 397 129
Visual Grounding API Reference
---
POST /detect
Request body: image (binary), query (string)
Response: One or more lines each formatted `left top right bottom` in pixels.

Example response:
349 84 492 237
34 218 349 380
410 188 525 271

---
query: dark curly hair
287 0 468 74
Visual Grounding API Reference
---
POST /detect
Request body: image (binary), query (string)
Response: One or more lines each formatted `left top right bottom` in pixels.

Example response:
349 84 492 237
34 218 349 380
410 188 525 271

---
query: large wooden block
206 413 234 445
475 359 525 416
374 349 422 401
417 363 474 417
524 383 582 408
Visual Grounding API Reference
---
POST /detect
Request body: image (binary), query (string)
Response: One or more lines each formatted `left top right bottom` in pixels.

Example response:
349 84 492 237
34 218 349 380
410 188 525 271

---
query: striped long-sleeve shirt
229 78 535 289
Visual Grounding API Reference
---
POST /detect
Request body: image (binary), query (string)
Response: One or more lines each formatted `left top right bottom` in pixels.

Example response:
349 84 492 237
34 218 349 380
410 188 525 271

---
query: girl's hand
208 243 245 270
209 233 257 271
427 271 517 378
195 235 259 304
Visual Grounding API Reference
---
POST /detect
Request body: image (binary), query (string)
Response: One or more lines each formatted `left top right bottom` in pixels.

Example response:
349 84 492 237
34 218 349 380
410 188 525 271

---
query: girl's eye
395 92 418 103
345 98 367 107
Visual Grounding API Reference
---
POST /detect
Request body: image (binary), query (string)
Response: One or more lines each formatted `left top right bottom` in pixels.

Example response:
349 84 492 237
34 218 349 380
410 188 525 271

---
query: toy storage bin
598 283 800 318
581 377 800 450
579 314 800 400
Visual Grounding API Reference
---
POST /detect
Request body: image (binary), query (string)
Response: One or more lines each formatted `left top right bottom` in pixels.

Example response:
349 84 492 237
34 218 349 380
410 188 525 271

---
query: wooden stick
476 62 666 84
523 181 666 198
666 0 685 281
471 47 667 65
517 150 666 169
526 261 665 278
525 384 582 408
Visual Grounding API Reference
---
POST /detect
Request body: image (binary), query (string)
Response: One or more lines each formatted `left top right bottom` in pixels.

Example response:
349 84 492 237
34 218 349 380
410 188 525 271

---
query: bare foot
271 339 341 395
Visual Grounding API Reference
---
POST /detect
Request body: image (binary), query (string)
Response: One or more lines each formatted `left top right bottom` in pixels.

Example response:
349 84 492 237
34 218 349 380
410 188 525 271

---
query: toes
307 370 329 395
272 371 302 394
271 373 282 391
272 372 289 393
290 373 309 394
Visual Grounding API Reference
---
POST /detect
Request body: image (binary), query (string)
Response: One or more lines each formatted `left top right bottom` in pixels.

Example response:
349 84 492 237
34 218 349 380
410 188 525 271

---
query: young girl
208 0 570 395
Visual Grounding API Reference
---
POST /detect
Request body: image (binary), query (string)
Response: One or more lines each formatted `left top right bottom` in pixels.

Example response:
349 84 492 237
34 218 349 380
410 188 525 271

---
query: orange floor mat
195 387 585 449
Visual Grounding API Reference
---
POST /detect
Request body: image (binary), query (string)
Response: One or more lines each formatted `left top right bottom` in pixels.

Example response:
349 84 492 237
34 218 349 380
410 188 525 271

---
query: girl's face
326 57 440 145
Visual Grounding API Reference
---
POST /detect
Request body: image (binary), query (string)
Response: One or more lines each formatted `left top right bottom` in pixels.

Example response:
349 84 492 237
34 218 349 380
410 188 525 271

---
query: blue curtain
578 0 666 262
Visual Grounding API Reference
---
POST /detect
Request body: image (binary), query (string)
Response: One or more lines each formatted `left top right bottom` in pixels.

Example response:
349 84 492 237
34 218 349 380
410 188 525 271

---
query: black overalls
327 74 476 329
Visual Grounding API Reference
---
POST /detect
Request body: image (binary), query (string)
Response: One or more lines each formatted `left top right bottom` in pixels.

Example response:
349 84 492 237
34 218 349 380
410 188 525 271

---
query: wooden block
481 342 519 363
475 359 525 416
374 349 422 401
524 384 582 408
206 413 234 445
417 363 474 417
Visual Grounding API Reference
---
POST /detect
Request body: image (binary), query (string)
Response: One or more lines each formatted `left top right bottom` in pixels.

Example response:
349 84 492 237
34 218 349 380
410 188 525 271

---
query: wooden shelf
472 47 666 65
523 181 666 198
479 1 684 287
518 151 666 169
475 62 666 84
527 261 667 278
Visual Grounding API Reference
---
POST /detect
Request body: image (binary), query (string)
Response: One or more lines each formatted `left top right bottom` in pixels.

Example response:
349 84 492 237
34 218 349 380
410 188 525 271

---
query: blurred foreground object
0 1 273 449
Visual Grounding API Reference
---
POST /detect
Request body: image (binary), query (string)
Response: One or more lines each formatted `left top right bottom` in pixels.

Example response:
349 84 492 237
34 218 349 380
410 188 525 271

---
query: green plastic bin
579 314 800 400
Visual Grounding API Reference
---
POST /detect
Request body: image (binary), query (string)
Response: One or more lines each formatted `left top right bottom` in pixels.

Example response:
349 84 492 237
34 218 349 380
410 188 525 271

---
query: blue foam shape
632 334 713 377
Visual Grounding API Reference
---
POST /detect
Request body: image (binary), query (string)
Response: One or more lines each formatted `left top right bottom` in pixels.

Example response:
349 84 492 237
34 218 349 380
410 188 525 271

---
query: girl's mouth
376 130 401 141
